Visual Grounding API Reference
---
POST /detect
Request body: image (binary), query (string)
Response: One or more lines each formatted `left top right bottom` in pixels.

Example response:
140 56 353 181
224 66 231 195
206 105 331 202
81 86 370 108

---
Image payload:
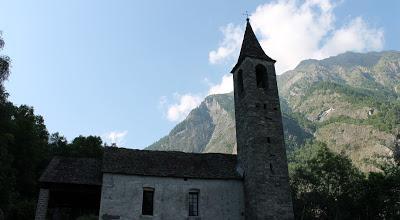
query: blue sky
1 0 399 148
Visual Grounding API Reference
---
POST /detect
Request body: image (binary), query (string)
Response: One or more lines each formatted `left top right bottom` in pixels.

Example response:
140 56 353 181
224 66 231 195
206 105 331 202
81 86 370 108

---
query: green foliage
289 141 365 219
0 32 10 102
0 103 104 219
302 81 400 133
50 133 104 158
316 101 400 133
303 81 396 107
0 103 50 218
289 141 400 219
282 113 314 152
364 165 400 218
0 142 15 212
367 101 400 133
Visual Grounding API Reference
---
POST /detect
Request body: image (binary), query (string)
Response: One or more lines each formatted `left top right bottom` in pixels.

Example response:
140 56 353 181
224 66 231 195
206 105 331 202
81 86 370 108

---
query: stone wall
35 188 49 220
99 174 244 220
233 57 294 219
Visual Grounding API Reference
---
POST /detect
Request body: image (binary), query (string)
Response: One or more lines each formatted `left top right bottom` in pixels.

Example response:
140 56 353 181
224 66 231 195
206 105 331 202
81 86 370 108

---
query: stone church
35 19 294 220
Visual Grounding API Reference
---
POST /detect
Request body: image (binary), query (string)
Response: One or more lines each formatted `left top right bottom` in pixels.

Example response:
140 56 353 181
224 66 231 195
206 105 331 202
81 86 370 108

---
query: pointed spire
231 19 275 73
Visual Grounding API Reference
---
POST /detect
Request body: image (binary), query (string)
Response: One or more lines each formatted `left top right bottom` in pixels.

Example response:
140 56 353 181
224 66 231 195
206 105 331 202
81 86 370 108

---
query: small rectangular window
188 191 199 216
142 188 154 216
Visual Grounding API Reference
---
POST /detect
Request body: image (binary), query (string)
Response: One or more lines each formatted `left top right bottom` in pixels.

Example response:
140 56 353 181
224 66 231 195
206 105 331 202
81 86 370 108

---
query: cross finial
243 11 250 21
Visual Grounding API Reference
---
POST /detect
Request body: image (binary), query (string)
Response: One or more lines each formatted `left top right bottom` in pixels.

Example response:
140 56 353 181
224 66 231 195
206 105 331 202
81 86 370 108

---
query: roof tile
39 157 102 185
103 147 241 180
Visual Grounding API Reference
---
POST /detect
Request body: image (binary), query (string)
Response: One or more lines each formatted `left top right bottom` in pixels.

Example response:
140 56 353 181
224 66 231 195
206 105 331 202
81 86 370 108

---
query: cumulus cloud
209 0 384 74
317 17 384 57
208 74 233 95
161 74 234 122
103 130 128 146
209 24 243 64
162 93 203 122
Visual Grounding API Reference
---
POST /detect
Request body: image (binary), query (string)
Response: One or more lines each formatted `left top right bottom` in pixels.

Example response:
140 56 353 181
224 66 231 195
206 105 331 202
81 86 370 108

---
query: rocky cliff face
147 93 311 154
147 93 244 154
148 51 400 172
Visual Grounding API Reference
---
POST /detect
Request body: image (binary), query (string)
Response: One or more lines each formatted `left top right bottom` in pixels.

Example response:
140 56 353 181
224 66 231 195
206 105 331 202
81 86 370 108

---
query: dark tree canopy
50 134 104 158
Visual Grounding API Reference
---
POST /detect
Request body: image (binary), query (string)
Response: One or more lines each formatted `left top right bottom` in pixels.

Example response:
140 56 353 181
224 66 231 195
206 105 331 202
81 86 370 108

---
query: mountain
147 93 312 154
148 51 400 172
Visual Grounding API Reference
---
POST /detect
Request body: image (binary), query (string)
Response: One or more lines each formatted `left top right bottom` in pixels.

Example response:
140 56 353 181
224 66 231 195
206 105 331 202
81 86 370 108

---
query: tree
392 133 400 165
69 135 104 158
364 141 400 219
0 32 10 102
50 134 104 158
364 167 400 219
48 132 68 156
289 141 365 219
5 105 49 220
0 32 16 218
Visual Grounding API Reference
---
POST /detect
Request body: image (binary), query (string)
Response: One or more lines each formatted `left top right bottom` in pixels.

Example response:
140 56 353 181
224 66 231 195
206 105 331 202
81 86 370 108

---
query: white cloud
103 130 128 146
209 0 384 74
209 24 243 64
161 74 234 122
208 74 233 95
317 17 384 57
164 93 202 122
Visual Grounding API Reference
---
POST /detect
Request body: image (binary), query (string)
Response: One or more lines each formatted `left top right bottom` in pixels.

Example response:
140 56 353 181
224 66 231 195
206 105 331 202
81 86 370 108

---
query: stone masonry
34 188 49 220
99 174 244 220
232 20 294 220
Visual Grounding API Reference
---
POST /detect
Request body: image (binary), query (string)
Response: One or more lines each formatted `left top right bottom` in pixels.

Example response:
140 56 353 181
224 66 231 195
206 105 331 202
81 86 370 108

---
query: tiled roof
231 20 275 73
103 147 241 180
39 157 102 185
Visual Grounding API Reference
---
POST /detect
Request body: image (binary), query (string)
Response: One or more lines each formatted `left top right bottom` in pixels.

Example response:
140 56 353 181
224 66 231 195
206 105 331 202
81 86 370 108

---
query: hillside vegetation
148 51 400 172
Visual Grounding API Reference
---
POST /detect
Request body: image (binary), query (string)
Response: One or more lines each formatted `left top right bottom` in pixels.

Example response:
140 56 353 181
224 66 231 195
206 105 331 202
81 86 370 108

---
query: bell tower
232 19 294 219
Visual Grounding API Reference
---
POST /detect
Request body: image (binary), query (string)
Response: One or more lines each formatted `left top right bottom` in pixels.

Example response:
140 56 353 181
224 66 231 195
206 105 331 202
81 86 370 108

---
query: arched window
255 64 268 89
237 70 244 96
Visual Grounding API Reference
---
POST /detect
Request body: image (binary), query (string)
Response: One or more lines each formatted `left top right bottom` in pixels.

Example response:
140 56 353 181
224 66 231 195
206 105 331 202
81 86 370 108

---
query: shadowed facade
232 19 294 220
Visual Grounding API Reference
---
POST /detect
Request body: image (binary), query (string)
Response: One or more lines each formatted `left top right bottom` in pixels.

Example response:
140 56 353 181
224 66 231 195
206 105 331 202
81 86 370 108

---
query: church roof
39 157 102 186
39 148 241 186
103 147 242 180
231 19 275 73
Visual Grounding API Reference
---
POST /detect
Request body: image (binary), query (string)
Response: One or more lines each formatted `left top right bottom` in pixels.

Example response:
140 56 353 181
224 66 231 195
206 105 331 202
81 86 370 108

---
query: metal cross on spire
243 11 250 21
